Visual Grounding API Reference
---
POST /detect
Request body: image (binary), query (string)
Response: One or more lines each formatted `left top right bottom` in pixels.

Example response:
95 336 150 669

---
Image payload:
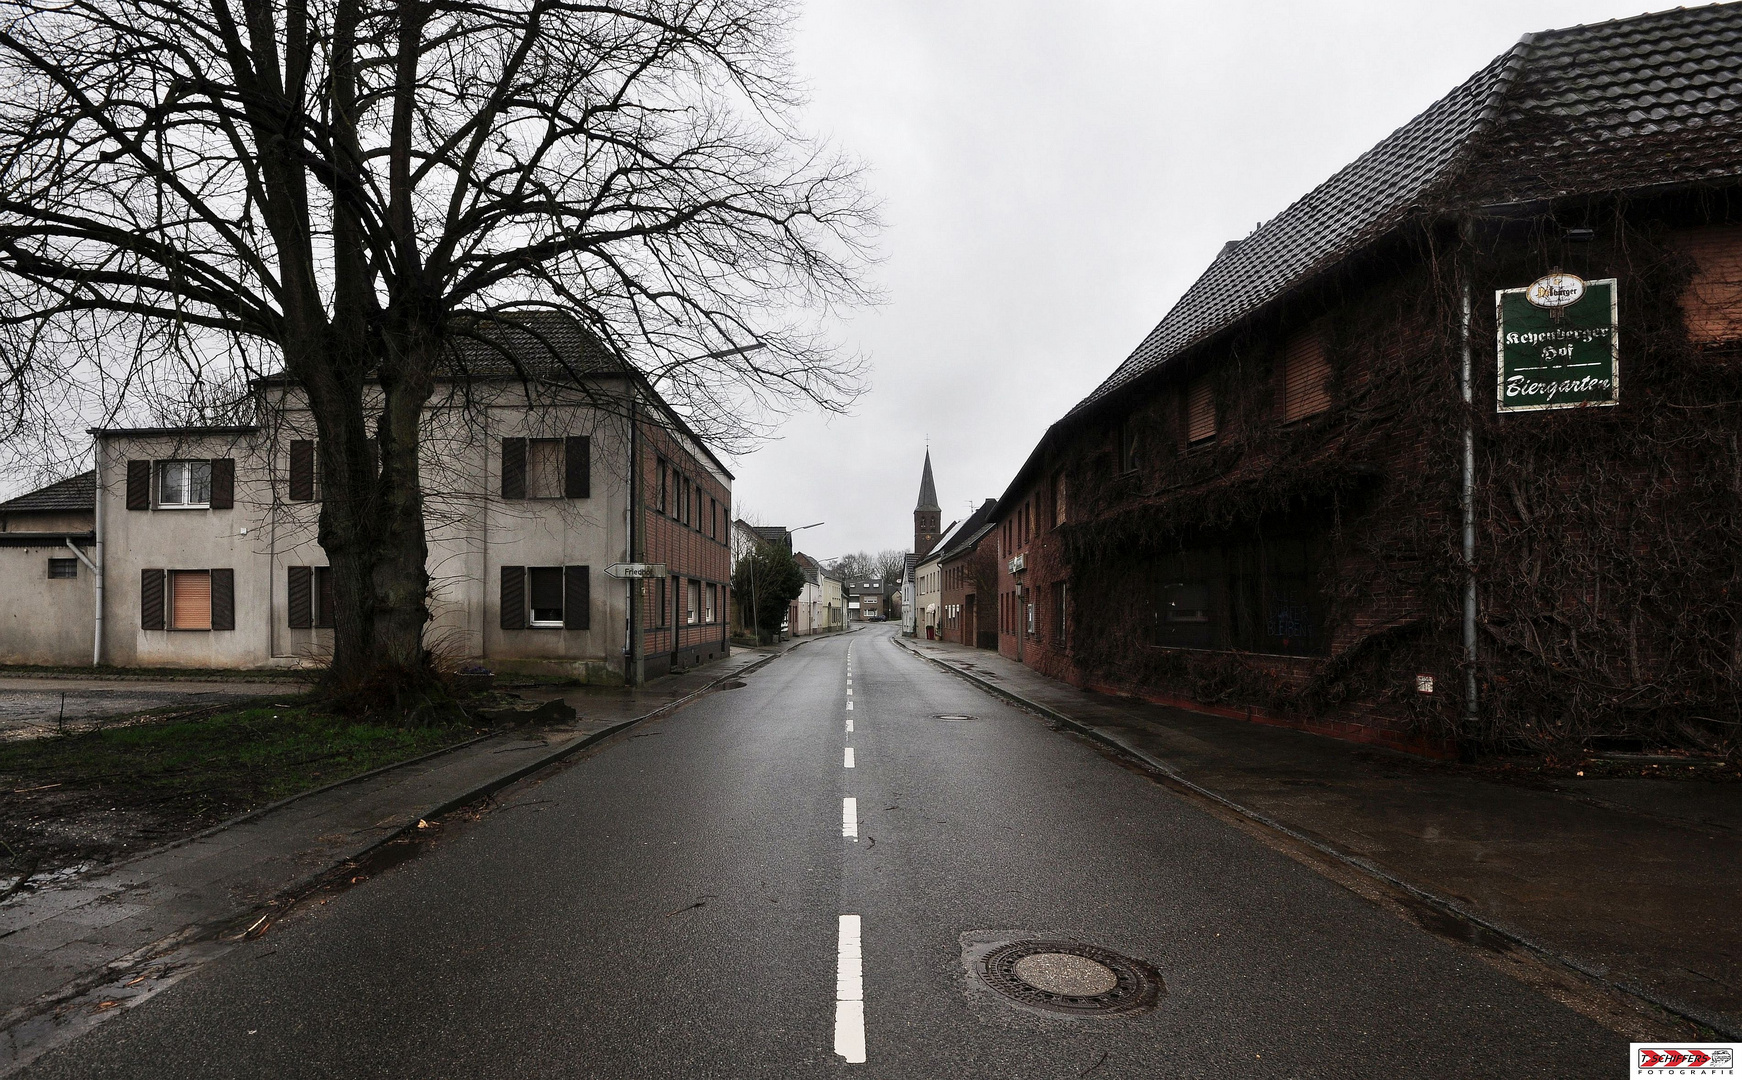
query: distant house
989 6 1742 752
937 499 999 649
846 580 883 621
789 551 845 636
0 311 733 683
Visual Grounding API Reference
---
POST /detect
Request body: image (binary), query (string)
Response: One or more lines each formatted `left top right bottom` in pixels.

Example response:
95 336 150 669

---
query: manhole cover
934 714 976 721
977 940 1162 1016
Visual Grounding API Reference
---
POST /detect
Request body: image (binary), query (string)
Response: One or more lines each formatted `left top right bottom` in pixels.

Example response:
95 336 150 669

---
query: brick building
992 6 1742 754
937 499 998 648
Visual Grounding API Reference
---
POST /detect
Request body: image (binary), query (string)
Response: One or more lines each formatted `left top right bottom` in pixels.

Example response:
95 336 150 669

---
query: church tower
914 450 941 558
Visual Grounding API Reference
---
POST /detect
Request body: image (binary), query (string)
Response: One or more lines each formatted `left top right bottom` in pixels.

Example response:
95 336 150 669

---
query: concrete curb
891 636 1740 1039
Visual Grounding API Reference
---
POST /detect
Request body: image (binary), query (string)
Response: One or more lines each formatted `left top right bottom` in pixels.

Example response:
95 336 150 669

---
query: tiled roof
934 498 1000 563
0 471 95 514
1073 3 1742 415
444 309 623 379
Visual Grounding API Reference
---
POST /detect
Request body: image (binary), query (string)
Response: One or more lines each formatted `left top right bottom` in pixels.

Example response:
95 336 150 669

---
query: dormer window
158 461 212 507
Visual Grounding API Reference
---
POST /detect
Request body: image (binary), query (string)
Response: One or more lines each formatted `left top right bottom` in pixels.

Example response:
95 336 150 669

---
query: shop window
48 557 77 579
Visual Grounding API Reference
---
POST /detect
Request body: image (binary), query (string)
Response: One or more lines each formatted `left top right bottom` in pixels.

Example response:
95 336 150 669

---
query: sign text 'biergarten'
1495 275 1619 413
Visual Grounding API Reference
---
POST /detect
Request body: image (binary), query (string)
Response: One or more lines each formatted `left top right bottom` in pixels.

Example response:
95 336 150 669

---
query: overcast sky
727 0 1664 562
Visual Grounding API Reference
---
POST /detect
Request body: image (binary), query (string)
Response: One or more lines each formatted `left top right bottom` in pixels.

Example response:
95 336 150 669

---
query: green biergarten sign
1495 275 1619 413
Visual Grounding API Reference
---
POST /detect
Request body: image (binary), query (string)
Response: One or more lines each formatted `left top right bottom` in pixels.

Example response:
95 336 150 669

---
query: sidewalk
0 640 813 1064
897 635 1742 1037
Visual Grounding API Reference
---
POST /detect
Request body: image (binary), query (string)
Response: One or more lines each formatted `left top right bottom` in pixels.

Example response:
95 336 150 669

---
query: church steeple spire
915 450 940 513
914 450 941 557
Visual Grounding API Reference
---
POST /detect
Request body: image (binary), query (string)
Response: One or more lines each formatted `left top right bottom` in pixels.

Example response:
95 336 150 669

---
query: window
158 460 212 507
656 577 668 627
499 565 590 630
1026 596 1035 636
48 558 77 579
1052 472 1067 527
658 460 669 513
528 567 565 625
1051 581 1067 643
1186 375 1216 444
705 583 717 624
170 570 212 630
687 579 701 624
1141 541 1325 656
1280 324 1332 422
527 439 565 498
1672 225 1742 344
1119 420 1139 473
501 437 589 499
710 498 719 539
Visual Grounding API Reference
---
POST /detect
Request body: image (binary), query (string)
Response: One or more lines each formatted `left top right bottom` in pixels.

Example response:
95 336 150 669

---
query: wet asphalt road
18 625 1618 1078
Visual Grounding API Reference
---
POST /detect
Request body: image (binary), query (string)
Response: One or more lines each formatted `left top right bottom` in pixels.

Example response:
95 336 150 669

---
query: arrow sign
605 562 668 579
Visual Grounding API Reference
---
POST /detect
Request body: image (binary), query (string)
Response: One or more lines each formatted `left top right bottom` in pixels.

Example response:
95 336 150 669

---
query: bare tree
0 0 874 691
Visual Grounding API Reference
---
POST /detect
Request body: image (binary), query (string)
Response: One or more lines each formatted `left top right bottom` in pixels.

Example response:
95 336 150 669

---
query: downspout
1460 271 1479 731
89 448 105 665
627 395 644 687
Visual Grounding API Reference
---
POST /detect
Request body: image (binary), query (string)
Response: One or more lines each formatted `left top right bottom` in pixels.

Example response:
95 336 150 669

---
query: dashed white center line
835 915 866 1063
842 797 857 838
846 716 853 732
846 701 854 711
846 689 853 696
844 747 855 768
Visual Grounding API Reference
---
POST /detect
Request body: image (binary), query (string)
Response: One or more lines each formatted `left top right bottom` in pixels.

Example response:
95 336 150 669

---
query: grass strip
0 701 477 820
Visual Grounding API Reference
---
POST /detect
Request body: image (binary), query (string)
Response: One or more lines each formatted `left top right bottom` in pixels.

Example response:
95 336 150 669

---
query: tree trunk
306 323 437 695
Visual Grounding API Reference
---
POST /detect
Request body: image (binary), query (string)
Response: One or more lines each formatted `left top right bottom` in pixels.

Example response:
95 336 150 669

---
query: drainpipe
1460 274 1479 729
88 449 105 665
627 396 644 687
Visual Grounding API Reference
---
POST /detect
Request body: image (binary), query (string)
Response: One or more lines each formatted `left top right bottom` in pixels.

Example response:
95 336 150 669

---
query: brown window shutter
287 566 312 628
1186 375 1216 443
315 566 335 628
127 460 151 510
564 436 590 499
564 566 591 630
209 458 235 508
502 438 526 499
1281 326 1332 422
140 569 165 629
1672 225 1742 343
289 441 316 501
500 566 526 629
210 568 235 630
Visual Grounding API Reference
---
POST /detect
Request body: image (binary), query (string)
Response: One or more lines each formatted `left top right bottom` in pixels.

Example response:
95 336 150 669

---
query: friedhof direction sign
1495 275 1619 413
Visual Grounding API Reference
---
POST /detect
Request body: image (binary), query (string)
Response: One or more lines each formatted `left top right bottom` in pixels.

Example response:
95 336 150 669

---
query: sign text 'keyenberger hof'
1496 274 1619 413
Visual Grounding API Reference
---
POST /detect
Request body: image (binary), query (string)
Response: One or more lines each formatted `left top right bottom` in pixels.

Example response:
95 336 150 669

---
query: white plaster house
0 313 733 681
